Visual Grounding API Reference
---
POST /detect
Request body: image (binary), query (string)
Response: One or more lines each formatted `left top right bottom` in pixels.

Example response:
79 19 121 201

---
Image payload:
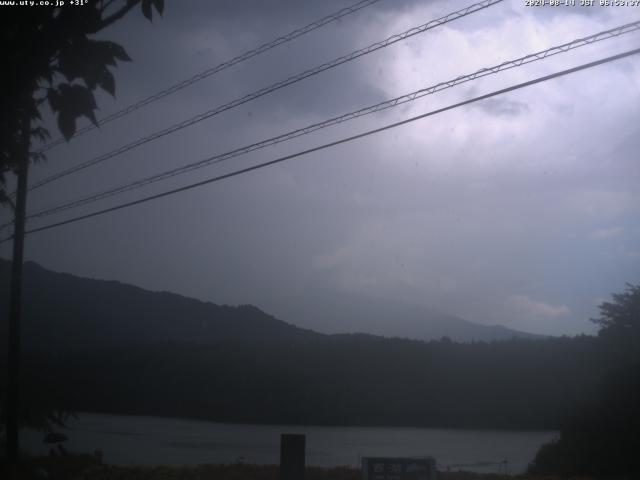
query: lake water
22 413 557 474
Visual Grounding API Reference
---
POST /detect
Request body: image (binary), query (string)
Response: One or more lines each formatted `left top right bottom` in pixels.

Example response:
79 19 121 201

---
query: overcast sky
2 0 639 336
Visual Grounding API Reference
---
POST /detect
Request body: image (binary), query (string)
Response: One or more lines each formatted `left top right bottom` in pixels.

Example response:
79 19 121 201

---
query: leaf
0 189 15 209
57 35 89 83
30 151 47 164
31 126 51 142
152 0 164 16
58 111 76 142
53 84 99 140
98 69 116 97
141 0 153 21
106 41 132 62
29 104 42 121
58 39 127 90
41 67 53 85
85 107 98 127
58 83 97 112
47 88 61 112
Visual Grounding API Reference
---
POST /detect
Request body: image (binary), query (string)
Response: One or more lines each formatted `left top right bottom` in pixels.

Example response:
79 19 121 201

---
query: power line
4 47 636 244
36 0 385 153
26 20 640 220
27 0 504 192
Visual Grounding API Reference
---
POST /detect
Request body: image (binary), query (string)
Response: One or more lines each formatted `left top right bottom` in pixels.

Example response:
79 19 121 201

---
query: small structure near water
362 457 437 480
278 433 437 480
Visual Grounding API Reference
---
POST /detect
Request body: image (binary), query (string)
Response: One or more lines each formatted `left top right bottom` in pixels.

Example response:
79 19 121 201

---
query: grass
2 456 592 480
76 464 590 480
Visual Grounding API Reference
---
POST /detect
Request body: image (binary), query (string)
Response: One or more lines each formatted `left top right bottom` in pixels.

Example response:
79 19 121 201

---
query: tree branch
97 0 141 32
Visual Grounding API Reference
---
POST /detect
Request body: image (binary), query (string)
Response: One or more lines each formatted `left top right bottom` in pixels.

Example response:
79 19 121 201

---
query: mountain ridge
0 258 544 349
273 286 545 342
0 259 320 352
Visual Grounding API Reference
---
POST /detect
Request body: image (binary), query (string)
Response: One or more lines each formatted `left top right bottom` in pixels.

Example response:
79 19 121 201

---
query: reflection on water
22 413 557 474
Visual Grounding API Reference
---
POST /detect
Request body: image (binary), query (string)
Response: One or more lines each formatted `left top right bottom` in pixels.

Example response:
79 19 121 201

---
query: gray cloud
2 0 640 337
474 97 530 116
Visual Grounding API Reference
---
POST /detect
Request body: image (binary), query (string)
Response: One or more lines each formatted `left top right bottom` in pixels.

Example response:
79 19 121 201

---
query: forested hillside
0 260 318 352
0 259 602 430
23 335 599 430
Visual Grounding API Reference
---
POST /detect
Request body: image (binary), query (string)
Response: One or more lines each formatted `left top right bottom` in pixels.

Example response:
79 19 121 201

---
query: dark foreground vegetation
21 335 598 430
0 455 582 480
1 260 638 478
528 284 640 479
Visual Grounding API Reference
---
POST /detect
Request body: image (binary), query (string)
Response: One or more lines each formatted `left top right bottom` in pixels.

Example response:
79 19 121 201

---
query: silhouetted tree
1 0 166 198
0 0 164 467
593 283 640 365
529 284 640 479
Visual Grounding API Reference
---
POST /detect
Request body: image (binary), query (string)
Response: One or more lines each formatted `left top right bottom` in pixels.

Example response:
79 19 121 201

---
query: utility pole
5 113 31 468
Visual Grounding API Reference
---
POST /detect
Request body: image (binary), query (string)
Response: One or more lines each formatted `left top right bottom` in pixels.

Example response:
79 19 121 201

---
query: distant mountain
273 287 545 342
0 259 542 351
1 259 596 430
0 259 319 352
